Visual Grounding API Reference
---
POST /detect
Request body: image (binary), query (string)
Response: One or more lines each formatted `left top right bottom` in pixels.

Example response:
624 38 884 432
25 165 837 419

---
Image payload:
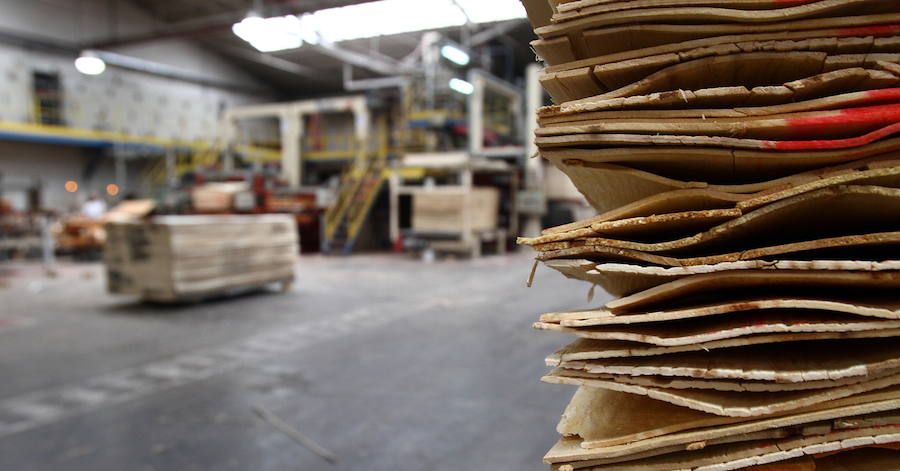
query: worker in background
81 192 107 220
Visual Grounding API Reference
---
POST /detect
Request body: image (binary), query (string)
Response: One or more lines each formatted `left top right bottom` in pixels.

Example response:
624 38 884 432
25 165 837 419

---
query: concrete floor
0 253 603 471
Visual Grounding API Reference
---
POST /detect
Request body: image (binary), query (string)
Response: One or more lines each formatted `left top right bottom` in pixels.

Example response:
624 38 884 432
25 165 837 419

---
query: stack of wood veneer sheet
518 0 900 469
105 214 297 302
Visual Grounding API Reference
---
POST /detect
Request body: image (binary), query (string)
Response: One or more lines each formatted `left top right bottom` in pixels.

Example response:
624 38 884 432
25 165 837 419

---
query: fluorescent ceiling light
440 44 470 66
232 14 304 52
232 0 526 52
75 51 106 75
453 0 528 23
449 78 474 95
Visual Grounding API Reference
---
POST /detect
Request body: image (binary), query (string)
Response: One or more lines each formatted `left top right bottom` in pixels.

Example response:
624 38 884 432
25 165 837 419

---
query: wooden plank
547 386 900 462
547 337 900 382
543 369 900 416
533 310 900 347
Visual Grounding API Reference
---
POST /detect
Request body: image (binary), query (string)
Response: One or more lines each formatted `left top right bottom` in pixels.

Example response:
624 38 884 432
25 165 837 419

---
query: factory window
32 71 64 125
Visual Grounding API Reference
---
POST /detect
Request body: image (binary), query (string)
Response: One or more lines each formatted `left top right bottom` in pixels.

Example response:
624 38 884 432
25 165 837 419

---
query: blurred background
0 0 595 470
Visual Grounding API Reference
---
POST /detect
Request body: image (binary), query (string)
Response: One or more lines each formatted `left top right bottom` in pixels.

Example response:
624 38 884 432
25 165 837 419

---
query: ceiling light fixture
232 13 304 52
74 50 106 75
440 44 470 66
449 78 474 95
231 0 526 52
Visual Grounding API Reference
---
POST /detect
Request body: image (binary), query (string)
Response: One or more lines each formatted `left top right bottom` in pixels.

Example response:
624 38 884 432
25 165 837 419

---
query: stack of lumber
105 215 297 302
411 188 500 234
191 182 249 212
519 0 900 469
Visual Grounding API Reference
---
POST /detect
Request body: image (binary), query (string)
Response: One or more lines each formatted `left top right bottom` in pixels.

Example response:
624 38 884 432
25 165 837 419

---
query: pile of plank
105 215 297 302
519 0 900 469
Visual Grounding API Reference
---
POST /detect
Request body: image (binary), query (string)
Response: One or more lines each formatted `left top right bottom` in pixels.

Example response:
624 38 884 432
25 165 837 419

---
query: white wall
0 0 280 211
0 0 274 141
0 0 264 88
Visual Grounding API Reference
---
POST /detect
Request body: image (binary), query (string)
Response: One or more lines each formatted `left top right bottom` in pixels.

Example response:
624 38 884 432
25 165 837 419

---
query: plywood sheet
547 66 899 114
547 338 900 382
548 385 900 462
588 41 900 96
541 155 900 229
536 14 899 69
536 0 893 40
539 13 897 56
534 310 900 346
607 270 900 312
549 330 900 361
540 87 900 124
563 368 900 392
534 230 900 266
541 135 900 188
541 259 900 297
544 369 900 416
555 0 828 18
545 49 900 102
537 103 900 140
551 0 892 23
543 296 900 327
523 168 900 245
551 387 898 456
536 123 900 150
554 427 900 470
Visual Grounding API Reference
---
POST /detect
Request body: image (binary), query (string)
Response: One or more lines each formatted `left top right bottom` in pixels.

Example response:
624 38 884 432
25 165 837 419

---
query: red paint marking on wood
802 89 900 112
865 88 900 100
831 89 900 110
837 24 900 37
766 122 900 150
785 103 900 128
771 103 900 139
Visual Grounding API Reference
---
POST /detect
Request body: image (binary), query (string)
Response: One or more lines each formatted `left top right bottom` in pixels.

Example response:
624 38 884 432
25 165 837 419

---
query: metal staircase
322 157 387 254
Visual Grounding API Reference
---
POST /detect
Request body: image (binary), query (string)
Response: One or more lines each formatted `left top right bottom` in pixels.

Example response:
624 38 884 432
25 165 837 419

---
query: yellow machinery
322 117 390 254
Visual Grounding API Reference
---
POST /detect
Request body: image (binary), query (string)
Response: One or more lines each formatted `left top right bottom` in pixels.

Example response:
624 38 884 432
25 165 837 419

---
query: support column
522 63 546 238
165 147 177 188
281 112 302 187
222 146 235 173
467 71 485 158
40 215 55 273
388 170 400 247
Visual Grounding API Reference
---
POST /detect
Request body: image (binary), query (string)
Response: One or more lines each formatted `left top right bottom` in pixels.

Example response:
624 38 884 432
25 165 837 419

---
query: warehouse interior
0 1 592 470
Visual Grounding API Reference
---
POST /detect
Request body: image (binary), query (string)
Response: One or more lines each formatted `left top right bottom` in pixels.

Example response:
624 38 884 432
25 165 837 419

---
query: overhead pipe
85 49 267 94
342 64 410 92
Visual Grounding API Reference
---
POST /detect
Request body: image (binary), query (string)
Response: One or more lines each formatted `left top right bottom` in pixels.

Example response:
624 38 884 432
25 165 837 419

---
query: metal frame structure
388 152 515 258
467 68 525 159
384 67 534 257
222 95 371 187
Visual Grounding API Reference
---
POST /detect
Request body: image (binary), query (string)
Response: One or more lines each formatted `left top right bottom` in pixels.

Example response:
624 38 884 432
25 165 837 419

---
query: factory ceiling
119 0 538 97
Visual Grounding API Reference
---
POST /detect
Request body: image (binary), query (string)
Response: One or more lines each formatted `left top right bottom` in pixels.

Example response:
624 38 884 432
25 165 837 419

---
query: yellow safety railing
322 117 390 252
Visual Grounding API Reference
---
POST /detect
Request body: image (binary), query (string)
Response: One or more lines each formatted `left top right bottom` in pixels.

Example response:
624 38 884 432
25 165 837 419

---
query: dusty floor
0 253 603 471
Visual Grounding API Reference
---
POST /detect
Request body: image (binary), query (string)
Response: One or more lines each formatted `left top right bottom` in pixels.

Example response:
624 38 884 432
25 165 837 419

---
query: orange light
106 184 119 196
64 180 78 193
